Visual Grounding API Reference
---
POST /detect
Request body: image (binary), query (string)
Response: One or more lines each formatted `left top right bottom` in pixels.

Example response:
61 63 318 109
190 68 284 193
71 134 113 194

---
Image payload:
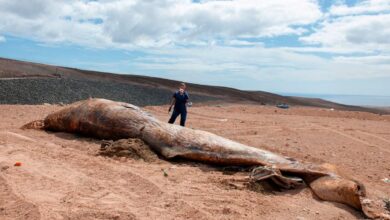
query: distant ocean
281 93 390 107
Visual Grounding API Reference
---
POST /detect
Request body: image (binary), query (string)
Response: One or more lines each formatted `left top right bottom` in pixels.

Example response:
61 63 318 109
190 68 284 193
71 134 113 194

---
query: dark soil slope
0 57 387 114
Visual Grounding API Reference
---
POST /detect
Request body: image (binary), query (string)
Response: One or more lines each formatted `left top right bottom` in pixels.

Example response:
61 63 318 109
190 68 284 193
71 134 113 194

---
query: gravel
0 78 216 106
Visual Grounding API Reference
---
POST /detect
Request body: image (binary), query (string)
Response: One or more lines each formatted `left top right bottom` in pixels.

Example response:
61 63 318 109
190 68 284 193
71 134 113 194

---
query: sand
0 104 389 219
99 139 159 163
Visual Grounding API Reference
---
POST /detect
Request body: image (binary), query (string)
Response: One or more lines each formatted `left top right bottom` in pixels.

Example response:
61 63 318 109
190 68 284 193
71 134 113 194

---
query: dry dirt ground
0 104 389 220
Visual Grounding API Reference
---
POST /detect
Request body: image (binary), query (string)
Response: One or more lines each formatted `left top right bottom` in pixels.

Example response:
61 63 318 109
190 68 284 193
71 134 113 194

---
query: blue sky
0 0 389 96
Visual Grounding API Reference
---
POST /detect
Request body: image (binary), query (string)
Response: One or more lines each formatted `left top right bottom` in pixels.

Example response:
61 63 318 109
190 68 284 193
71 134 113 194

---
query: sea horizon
280 93 390 107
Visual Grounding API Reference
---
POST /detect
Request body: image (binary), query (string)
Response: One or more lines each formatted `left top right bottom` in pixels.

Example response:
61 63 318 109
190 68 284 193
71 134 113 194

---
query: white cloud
302 0 390 53
0 0 322 48
0 35 5 42
333 55 390 65
329 0 390 16
0 0 389 96
131 45 390 85
301 6 390 53
225 40 264 47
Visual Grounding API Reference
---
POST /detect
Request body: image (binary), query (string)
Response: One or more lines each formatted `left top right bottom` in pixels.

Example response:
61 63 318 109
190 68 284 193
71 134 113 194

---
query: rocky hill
0 57 387 114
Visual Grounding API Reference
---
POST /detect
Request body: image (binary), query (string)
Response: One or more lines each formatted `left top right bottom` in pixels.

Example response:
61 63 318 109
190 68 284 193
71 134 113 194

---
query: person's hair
180 82 186 88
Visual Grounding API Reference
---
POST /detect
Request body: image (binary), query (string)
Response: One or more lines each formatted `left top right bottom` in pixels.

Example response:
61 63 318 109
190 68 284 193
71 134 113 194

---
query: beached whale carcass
31 99 388 219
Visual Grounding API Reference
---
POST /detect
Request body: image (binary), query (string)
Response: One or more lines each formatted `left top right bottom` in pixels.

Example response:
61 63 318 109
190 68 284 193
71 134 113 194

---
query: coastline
282 93 390 107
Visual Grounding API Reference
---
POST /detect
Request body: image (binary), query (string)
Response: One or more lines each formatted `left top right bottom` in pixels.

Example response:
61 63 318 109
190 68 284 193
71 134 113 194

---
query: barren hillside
0 57 386 114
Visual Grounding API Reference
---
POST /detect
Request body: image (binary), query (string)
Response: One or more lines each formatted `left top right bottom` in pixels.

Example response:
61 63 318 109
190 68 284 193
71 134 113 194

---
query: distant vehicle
276 103 289 109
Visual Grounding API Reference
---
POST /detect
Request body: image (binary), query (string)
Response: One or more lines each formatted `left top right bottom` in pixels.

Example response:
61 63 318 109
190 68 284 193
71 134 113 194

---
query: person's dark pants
168 109 187 126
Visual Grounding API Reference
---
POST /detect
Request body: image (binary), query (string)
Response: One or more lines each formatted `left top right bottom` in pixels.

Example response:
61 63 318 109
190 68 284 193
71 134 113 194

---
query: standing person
168 83 189 126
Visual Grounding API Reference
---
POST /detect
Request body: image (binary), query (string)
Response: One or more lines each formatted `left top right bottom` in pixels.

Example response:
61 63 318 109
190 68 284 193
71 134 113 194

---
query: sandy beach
1 104 389 219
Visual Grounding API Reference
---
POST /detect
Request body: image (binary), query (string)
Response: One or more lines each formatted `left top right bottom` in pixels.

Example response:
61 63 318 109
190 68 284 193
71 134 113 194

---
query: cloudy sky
0 0 389 96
